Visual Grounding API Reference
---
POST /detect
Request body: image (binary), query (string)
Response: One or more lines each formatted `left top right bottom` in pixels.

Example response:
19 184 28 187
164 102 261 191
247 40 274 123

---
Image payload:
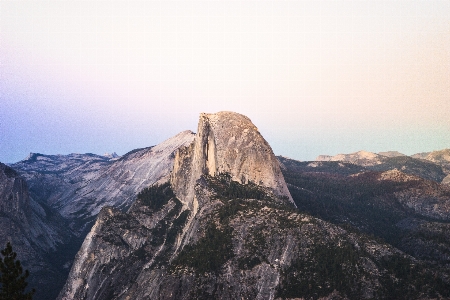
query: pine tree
0 242 35 300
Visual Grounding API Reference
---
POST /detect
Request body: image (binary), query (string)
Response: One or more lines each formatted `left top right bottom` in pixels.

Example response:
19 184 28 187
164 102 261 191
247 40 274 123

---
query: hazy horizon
1 1 449 163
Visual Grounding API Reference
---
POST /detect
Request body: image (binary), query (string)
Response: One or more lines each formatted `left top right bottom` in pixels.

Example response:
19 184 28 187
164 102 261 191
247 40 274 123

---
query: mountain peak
316 150 382 166
171 111 294 211
378 151 407 158
103 152 119 159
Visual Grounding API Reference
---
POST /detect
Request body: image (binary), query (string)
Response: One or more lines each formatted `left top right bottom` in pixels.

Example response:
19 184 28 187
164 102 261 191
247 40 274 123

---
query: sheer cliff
0 162 75 300
171 112 293 212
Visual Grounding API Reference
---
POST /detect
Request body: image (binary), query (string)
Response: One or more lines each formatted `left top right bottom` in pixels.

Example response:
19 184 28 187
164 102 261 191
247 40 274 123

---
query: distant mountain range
1 112 449 299
316 149 450 184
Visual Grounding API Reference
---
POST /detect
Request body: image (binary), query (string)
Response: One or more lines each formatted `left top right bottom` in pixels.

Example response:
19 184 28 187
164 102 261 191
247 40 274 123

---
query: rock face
0 161 72 253
315 150 383 166
12 130 195 234
0 163 30 223
58 112 449 300
443 174 450 185
378 151 406 158
57 130 195 229
60 180 424 300
0 163 75 300
171 112 293 211
8 131 195 299
422 149 450 174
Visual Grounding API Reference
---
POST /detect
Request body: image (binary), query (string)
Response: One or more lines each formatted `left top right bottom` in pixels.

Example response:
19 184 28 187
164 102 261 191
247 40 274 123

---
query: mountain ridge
2 112 450 299
58 112 450 300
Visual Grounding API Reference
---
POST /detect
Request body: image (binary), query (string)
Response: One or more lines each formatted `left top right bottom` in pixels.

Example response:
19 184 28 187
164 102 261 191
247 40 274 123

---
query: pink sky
1 1 449 162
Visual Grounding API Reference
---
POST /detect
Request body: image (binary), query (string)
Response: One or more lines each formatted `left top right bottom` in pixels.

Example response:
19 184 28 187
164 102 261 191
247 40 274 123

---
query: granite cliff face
58 112 449 300
57 130 195 231
12 130 195 234
171 112 293 212
315 150 383 166
0 163 75 300
0 163 30 223
8 131 195 299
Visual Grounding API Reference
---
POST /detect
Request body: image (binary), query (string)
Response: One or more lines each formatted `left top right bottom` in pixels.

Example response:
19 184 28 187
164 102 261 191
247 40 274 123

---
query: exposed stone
0 163 75 300
171 111 293 211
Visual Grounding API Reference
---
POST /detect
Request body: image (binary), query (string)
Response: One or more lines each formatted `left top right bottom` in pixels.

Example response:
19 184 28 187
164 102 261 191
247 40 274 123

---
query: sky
1 0 449 163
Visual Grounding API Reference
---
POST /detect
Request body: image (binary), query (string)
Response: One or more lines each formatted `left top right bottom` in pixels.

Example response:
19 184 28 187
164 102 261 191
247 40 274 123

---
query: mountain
369 156 447 183
12 131 195 234
0 162 76 300
279 156 450 265
58 112 450 300
411 152 430 160
170 112 294 210
410 149 450 169
5 111 450 299
7 131 194 299
315 150 383 166
378 151 406 158
421 149 450 172
315 150 447 183
102 152 120 159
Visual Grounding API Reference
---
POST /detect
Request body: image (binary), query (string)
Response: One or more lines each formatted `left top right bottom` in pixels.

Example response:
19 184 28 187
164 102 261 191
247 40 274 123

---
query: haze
1 0 449 163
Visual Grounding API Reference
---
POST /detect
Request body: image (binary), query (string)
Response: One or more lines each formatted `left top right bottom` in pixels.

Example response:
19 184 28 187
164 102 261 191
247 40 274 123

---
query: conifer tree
0 242 35 300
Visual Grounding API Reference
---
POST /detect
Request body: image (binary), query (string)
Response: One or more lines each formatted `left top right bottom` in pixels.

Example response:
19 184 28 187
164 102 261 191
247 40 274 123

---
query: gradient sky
1 0 449 163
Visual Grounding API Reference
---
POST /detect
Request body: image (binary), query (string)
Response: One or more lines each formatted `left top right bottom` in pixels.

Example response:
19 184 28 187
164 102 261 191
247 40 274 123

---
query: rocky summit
171 111 294 213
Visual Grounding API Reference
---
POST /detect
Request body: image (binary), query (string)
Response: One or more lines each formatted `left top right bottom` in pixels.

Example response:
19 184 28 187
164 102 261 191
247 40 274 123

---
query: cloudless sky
1 0 449 163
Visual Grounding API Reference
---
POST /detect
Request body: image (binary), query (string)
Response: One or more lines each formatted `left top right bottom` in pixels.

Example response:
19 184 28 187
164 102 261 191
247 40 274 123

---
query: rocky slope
279 156 450 267
12 130 195 234
0 162 75 300
378 151 406 158
61 179 450 300
421 149 450 174
315 150 383 166
59 112 449 300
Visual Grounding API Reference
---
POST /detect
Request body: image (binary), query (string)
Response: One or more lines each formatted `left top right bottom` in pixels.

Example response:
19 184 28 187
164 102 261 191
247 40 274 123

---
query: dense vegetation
2 165 18 178
376 254 450 299
172 223 234 274
278 242 363 299
172 174 280 274
137 182 175 210
278 241 450 300
206 173 270 201
285 171 409 243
